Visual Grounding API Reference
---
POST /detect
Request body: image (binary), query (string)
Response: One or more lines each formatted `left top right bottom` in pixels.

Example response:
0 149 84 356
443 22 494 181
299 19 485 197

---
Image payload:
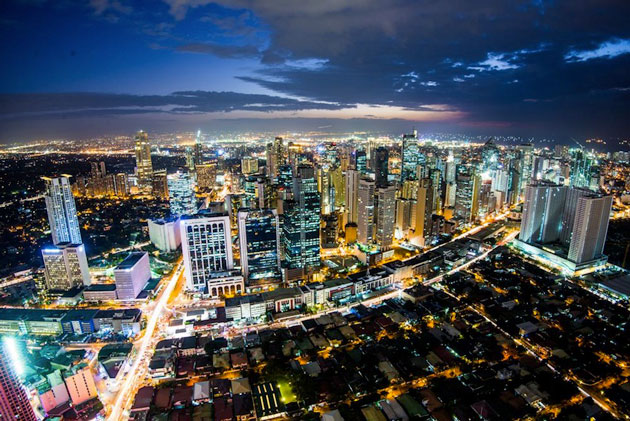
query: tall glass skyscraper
283 165 321 270
401 130 420 182
168 171 197 216
134 130 153 189
238 208 281 286
43 175 82 245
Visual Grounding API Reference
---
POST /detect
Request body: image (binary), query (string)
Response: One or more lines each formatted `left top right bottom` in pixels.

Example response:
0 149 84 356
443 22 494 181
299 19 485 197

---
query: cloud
0 91 354 118
175 42 260 58
468 53 520 71
565 38 630 62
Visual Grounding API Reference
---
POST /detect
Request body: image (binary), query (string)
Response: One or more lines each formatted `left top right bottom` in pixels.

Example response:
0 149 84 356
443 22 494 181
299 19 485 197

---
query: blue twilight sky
1 0 629 141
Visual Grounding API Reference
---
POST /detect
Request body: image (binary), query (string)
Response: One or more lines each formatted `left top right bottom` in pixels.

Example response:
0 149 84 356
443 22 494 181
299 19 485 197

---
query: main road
106 257 184 421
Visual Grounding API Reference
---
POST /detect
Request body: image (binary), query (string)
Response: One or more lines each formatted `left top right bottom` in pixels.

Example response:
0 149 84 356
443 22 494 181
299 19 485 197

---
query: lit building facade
43 176 82 245
0 338 37 421
42 243 90 291
168 171 197 216
134 130 153 190
237 208 281 286
114 252 151 300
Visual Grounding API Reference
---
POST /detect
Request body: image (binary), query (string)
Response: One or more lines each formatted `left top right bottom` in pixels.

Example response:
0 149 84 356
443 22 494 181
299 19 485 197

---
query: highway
106 258 184 421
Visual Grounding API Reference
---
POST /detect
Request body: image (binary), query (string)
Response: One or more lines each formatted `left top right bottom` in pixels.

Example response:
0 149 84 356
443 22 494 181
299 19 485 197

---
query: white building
148 218 181 252
357 178 375 244
568 195 612 264
180 214 235 294
42 243 90 290
43 176 82 245
114 252 150 300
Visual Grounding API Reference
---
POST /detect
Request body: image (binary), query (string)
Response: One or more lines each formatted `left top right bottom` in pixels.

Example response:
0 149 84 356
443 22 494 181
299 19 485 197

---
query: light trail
107 259 184 421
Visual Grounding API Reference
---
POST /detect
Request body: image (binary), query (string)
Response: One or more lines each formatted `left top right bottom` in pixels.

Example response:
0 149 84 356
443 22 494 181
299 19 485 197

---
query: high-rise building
266 137 285 179
517 144 534 198
114 173 129 197
238 209 281 286
413 178 433 245
152 170 169 200
355 150 367 174
196 163 217 191
374 147 389 188
168 171 197 216
345 168 359 225
560 187 592 246
180 214 234 293
321 213 339 248
114 252 151 300
454 166 480 223
242 157 259 175
283 166 321 271
134 130 153 189
0 337 37 421
401 130 419 182
194 130 204 167
357 178 375 244
42 243 90 291
375 184 396 248
519 182 567 244
567 195 612 264
569 148 596 190
148 218 181 252
43 176 82 245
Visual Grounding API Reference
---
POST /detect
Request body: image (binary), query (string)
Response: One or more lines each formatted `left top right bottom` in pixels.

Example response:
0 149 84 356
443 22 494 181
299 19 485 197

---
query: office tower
152 170 169 199
283 166 321 270
374 147 389 187
168 171 197 216
519 183 567 244
114 252 151 300
0 338 37 421
444 182 456 208
64 365 98 406
148 218 181 252
329 166 345 209
355 149 367 174
185 146 195 172
345 169 360 224
237 209 281 285
180 214 234 292
454 166 480 223
42 243 90 291
196 163 217 191
256 177 275 209
277 164 293 192
357 178 375 244
318 166 333 215
134 130 153 189
445 151 456 183
413 178 433 244
321 213 339 248
242 157 259 175
567 195 612 264
266 136 285 179
430 169 443 212
43 176 82 245
375 184 396 249
395 197 415 238
401 130 419 181
194 130 203 166
517 144 534 197
569 148 595 189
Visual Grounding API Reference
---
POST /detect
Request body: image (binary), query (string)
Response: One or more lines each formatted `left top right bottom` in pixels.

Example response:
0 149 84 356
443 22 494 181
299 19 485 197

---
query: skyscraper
43 176 82 245
567 195 612 264
196 163 217 191
375 184 396 249
42 243 91 291
454 166 480 223
401 130 420 182
413 178 433 245
266 136 285 179
569 148 596 190
519 182 567 244
180 214 235 294
357 178 375 244
283 165 321 271
345 168 359 225
0 337 37 421
134 130 153 189
374 147 389 188
168 171 197 216
517 143 534 198
238 209 281 286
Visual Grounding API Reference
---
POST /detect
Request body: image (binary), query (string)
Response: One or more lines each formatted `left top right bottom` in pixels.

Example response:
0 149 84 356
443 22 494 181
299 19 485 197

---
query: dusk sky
1 0 629 141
